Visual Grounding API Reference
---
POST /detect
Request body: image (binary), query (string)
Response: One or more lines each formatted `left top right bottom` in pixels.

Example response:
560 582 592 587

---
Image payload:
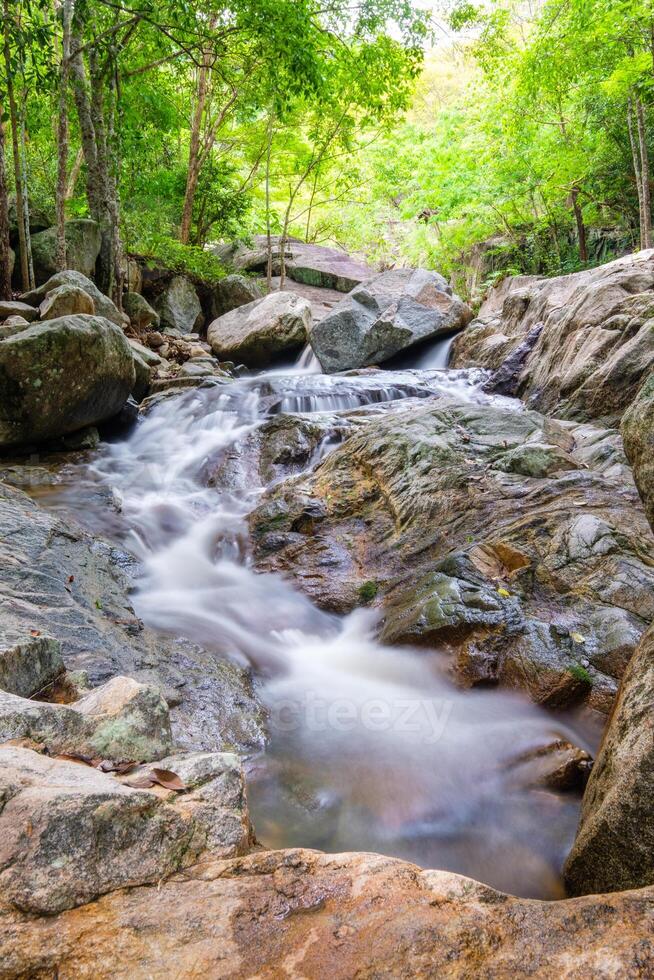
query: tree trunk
105 67 124 308
265 111 274 291
570 185 588 263
69 28 103 218
3 1 32 290
65 147 84 200
56 0 74 272
89 48 114 296
180 53 211 244
636 98 653 249
0 117 12 300
627 97 645 249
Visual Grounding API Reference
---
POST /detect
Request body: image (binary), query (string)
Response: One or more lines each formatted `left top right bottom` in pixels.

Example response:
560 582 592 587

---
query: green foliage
358 581 379 604
568 663 593 686
132 234 227 283
3 0 653 293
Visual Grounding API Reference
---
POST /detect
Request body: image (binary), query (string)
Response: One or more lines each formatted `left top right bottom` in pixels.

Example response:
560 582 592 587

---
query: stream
38 345 597 900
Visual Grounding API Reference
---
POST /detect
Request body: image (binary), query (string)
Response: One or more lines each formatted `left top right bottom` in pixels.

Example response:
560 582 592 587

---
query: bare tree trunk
0 117 12 299
265 111 274 291
70 29 103 218
628 97 645 249
89 47 115 296
65 147 84 200
305 171 319 241
636 98 652 249
3 1 32 290
105 67 124 308
17 101 34 287
56 0 74 272
180 34 212 244
570 185 588 263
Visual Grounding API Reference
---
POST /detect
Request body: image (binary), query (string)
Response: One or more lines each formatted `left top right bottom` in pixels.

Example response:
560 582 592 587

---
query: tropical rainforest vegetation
1 0 654 304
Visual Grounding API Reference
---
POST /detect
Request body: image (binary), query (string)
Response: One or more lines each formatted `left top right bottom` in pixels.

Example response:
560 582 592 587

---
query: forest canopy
1 0 653 303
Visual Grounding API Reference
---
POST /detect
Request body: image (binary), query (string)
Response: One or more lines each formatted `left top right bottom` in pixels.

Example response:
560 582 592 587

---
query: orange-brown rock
1 848 653 978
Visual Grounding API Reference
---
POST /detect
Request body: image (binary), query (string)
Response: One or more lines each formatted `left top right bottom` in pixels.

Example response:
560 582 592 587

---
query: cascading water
43 361 594 899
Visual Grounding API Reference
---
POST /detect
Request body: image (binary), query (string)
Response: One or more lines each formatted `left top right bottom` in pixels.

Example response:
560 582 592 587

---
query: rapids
41 352 596 899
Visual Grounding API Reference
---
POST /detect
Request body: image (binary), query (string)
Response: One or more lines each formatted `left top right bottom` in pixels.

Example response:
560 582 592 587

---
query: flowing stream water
40 345 596 900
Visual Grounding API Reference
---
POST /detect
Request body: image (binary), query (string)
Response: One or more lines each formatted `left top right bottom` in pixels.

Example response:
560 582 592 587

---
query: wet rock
0 633 64 698
309 268 473 373
21 270 128 328
208 291 311 367
153 275 203 335
452 250 654 425
250 399 654 709
39 283 95 319
123 291 160 331
0 745 253 914
30 219 101 284
0 481 266 753
0 314 135 449
482 322 544 396
210 273 263 318
507 739 593 792
564 624 654 895
622 372 654 529
0 300 39 323
0 675 172 761
1 847 653 976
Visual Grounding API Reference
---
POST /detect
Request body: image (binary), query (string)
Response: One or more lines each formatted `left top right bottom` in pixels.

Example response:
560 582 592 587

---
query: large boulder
0 481 266 754
216 235 372 292
21 270 127 328
208 290 311 367
309 268 473 373
39 283 95 320
30 219 101 284
564 625 654 895
452 249 654 426
153 275 202 335
249 398 654 712
210 273 263 319
0 745 253 914
0 314 135 449
622 373 654 528
2 847 654 976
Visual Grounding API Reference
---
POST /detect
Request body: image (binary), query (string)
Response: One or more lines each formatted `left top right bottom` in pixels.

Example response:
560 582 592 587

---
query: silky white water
44 363 595 898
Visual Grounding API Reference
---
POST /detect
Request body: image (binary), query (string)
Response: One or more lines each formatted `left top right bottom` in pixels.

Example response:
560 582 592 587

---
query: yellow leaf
571 631 586 644
497 587 511 598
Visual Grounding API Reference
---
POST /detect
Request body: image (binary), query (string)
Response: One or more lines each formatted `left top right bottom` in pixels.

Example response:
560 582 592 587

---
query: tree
0 116 11 300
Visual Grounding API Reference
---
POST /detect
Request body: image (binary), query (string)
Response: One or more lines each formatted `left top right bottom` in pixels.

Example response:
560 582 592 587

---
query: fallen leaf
97 759 138 774
30 629 41 637
570 631 586 644
152 768 187 792
125 774 157 789
497 587 511 598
